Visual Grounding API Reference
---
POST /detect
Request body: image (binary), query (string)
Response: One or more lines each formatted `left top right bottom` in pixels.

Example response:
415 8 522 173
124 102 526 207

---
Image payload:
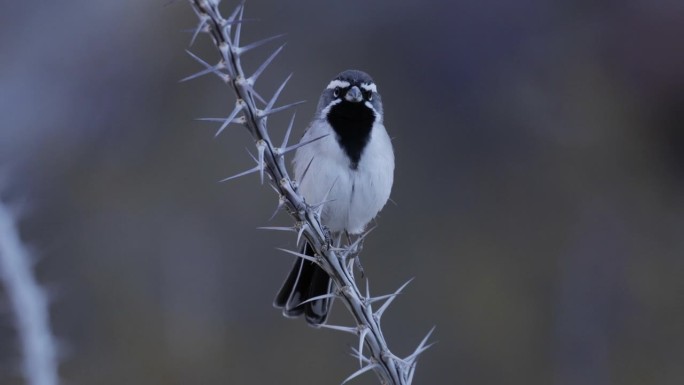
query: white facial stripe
360 82 377 93
326 80 351 90
321 98 342 116
364 101 378 116
321 99 377 119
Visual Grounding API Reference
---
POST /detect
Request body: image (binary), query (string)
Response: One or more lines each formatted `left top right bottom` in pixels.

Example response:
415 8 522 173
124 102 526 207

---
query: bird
273 69 395 326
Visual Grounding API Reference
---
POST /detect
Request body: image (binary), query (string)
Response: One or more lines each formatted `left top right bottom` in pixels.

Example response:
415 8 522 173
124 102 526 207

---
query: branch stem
0 202 59 385
187 1 425 383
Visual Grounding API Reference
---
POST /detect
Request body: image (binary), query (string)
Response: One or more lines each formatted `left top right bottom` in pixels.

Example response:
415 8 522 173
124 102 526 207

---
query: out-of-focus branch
0 201 59 385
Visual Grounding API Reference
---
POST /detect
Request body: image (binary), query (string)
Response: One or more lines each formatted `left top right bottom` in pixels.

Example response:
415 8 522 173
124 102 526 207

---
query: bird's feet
321 225 333 250
345 232 366 278
354 254 366 279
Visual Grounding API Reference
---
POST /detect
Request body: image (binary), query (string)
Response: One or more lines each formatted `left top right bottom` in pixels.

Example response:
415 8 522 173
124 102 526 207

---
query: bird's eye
333 87 340 98
364 90 373 101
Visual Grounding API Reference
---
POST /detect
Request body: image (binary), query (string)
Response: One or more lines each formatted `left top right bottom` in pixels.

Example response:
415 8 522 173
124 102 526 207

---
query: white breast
293 120 394 234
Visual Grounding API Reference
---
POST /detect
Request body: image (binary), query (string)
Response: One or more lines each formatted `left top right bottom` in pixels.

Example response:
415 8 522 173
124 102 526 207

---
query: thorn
267 180 280 194
279 133 328 155
364 278 370 301
318 323 357 334
188 2 203 15
267 73 293 112
347 258 357 278
307 175 336 216
179 64 225 82
306 175 338 220
357 327 369 368
268 195 286 221
408 342 436 364
236 33 286 55
366 292 396 304
250 44 286 86
418 326 437 349
407 362 417 384
340 226 375 258
185 49 211 67
281 112 296 149
189 17 208 46
195 116 243 124
297 156 315 186
245 147 258 163
233 5 245 47
256 139 266 184
322 178 338 210
310 198 336 217
232 78 266 105
275 247 317 263
226 1 244 25
259 100 307 118
359 224 377 241
178 65 219 83
341 363 379 385
405 326 436 364
194 17 253 30
198 102 242 137
256 226 295 232
296 292 337 306
374 277 414 319
296 222 308 245
350 347 370 365
219 164 260 182
181 51 227 82
253 90 268 105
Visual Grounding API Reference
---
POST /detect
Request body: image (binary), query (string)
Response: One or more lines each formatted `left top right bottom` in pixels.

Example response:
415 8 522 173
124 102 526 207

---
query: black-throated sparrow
274 70 394 325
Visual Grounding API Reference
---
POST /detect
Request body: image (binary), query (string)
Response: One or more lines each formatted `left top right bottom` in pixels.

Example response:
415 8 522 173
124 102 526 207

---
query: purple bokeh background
1 1 683 384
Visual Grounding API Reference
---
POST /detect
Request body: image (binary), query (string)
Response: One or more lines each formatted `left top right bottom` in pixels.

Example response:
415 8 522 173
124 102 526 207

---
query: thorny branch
184 1 433 383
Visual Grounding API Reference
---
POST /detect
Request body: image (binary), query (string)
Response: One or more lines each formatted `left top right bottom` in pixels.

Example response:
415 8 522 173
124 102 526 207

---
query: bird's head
318 69 382 122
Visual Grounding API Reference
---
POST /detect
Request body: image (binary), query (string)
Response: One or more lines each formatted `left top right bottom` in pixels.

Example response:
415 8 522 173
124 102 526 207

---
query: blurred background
1 0 683 384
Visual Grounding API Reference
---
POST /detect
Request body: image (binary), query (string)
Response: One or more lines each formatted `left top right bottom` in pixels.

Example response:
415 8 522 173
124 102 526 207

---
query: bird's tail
274 242 333 325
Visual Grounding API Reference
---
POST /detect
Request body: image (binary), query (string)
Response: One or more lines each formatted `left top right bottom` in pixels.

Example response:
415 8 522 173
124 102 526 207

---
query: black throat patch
327 101 375 169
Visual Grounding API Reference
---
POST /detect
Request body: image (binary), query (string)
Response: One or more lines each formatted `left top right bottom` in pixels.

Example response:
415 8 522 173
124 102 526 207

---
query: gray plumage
274 70 394 325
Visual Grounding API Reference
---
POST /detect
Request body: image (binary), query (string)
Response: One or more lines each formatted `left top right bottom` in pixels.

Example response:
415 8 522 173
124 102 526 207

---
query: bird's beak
345 86 363 103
